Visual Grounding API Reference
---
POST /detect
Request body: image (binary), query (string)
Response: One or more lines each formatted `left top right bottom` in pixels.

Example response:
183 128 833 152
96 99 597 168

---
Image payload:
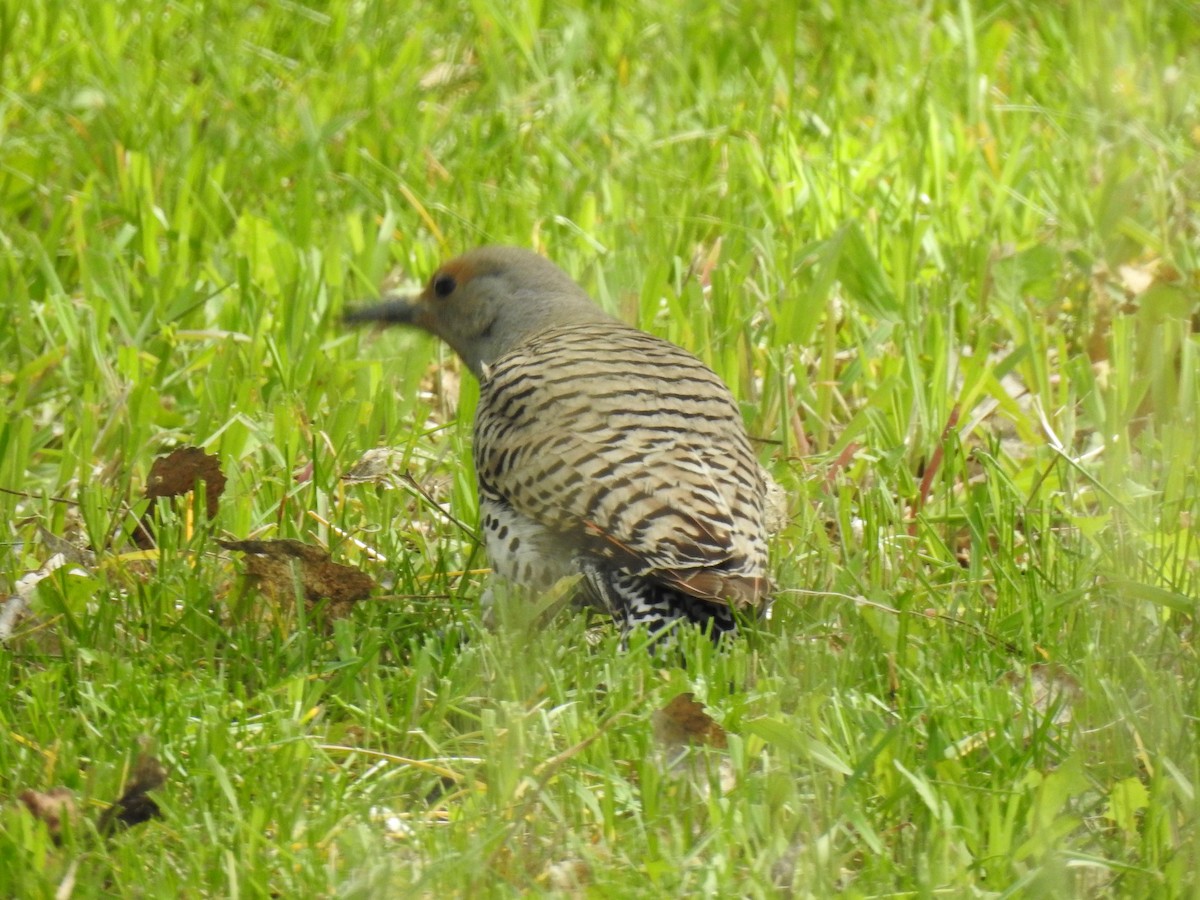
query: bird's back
474 321 769 613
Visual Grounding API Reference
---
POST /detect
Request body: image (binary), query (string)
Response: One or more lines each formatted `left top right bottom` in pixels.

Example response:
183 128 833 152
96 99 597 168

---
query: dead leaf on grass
651 693 736 795
134 447 226 548
652 692 728 751
98 749 168 835
16 743 167 843
18 787 80 843
218 538 374 618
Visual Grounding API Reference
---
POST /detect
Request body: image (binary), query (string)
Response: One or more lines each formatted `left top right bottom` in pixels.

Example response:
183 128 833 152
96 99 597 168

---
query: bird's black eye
433 273 456 298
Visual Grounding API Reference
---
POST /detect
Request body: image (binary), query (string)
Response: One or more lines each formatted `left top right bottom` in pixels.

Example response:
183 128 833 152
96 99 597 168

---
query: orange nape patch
426 255 480 297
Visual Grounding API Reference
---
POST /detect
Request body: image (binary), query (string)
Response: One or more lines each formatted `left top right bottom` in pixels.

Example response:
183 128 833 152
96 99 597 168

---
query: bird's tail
575 558 738 641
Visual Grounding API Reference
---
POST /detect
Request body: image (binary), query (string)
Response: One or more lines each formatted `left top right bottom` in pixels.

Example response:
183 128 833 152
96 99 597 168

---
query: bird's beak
343 293 424 326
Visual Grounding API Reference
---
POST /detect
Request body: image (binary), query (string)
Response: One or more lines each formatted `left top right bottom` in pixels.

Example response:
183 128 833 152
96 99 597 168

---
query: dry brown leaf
134 447 227 548
218 538 374 617
145 447 226 513
652 692 728 750
98 750 168 835
18 787 79 842
651 693 737 796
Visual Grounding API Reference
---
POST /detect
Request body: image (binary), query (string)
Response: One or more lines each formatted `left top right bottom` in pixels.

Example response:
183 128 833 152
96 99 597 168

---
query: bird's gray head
345 246 614 378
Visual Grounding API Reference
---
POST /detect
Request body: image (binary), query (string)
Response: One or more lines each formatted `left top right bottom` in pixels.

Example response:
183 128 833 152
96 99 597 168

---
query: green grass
2 0 1198 895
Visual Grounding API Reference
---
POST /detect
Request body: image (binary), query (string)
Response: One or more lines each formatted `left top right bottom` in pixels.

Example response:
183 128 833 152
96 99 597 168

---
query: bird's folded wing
474 322 769 606
476 418 767 606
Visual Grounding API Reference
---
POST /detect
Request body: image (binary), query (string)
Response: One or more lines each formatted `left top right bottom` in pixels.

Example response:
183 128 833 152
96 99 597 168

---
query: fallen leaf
144 447 226 514
98 750 168 835
218 538 374 617
650 693 737 796
18 787 79 843
134 447 227 548
652 692 728 750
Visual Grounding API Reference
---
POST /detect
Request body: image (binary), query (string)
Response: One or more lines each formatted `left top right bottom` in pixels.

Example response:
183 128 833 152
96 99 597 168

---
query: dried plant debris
98 750 169 835
651 692 736 794
37 526 96 568
134 446 227 548
341 448 407 485
218 538 375 617
18 788 80 844
419 48 478 91
369 805 417 840
16 747 167 843
542 857 593 893
0 529 94 643
761 468 790 536
651 692 729 751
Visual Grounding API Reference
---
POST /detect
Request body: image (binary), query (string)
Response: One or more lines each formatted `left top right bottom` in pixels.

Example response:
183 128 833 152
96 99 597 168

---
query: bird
346 245 771 640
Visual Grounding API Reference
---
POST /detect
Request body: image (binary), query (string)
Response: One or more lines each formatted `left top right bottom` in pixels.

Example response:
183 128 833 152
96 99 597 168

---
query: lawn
2 0 1198 895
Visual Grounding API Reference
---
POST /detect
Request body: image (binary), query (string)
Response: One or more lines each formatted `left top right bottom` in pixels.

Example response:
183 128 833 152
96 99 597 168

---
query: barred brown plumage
347 246 771 640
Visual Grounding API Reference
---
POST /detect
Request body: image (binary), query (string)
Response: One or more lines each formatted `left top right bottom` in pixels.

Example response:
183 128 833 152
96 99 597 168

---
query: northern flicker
347 246 771 639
